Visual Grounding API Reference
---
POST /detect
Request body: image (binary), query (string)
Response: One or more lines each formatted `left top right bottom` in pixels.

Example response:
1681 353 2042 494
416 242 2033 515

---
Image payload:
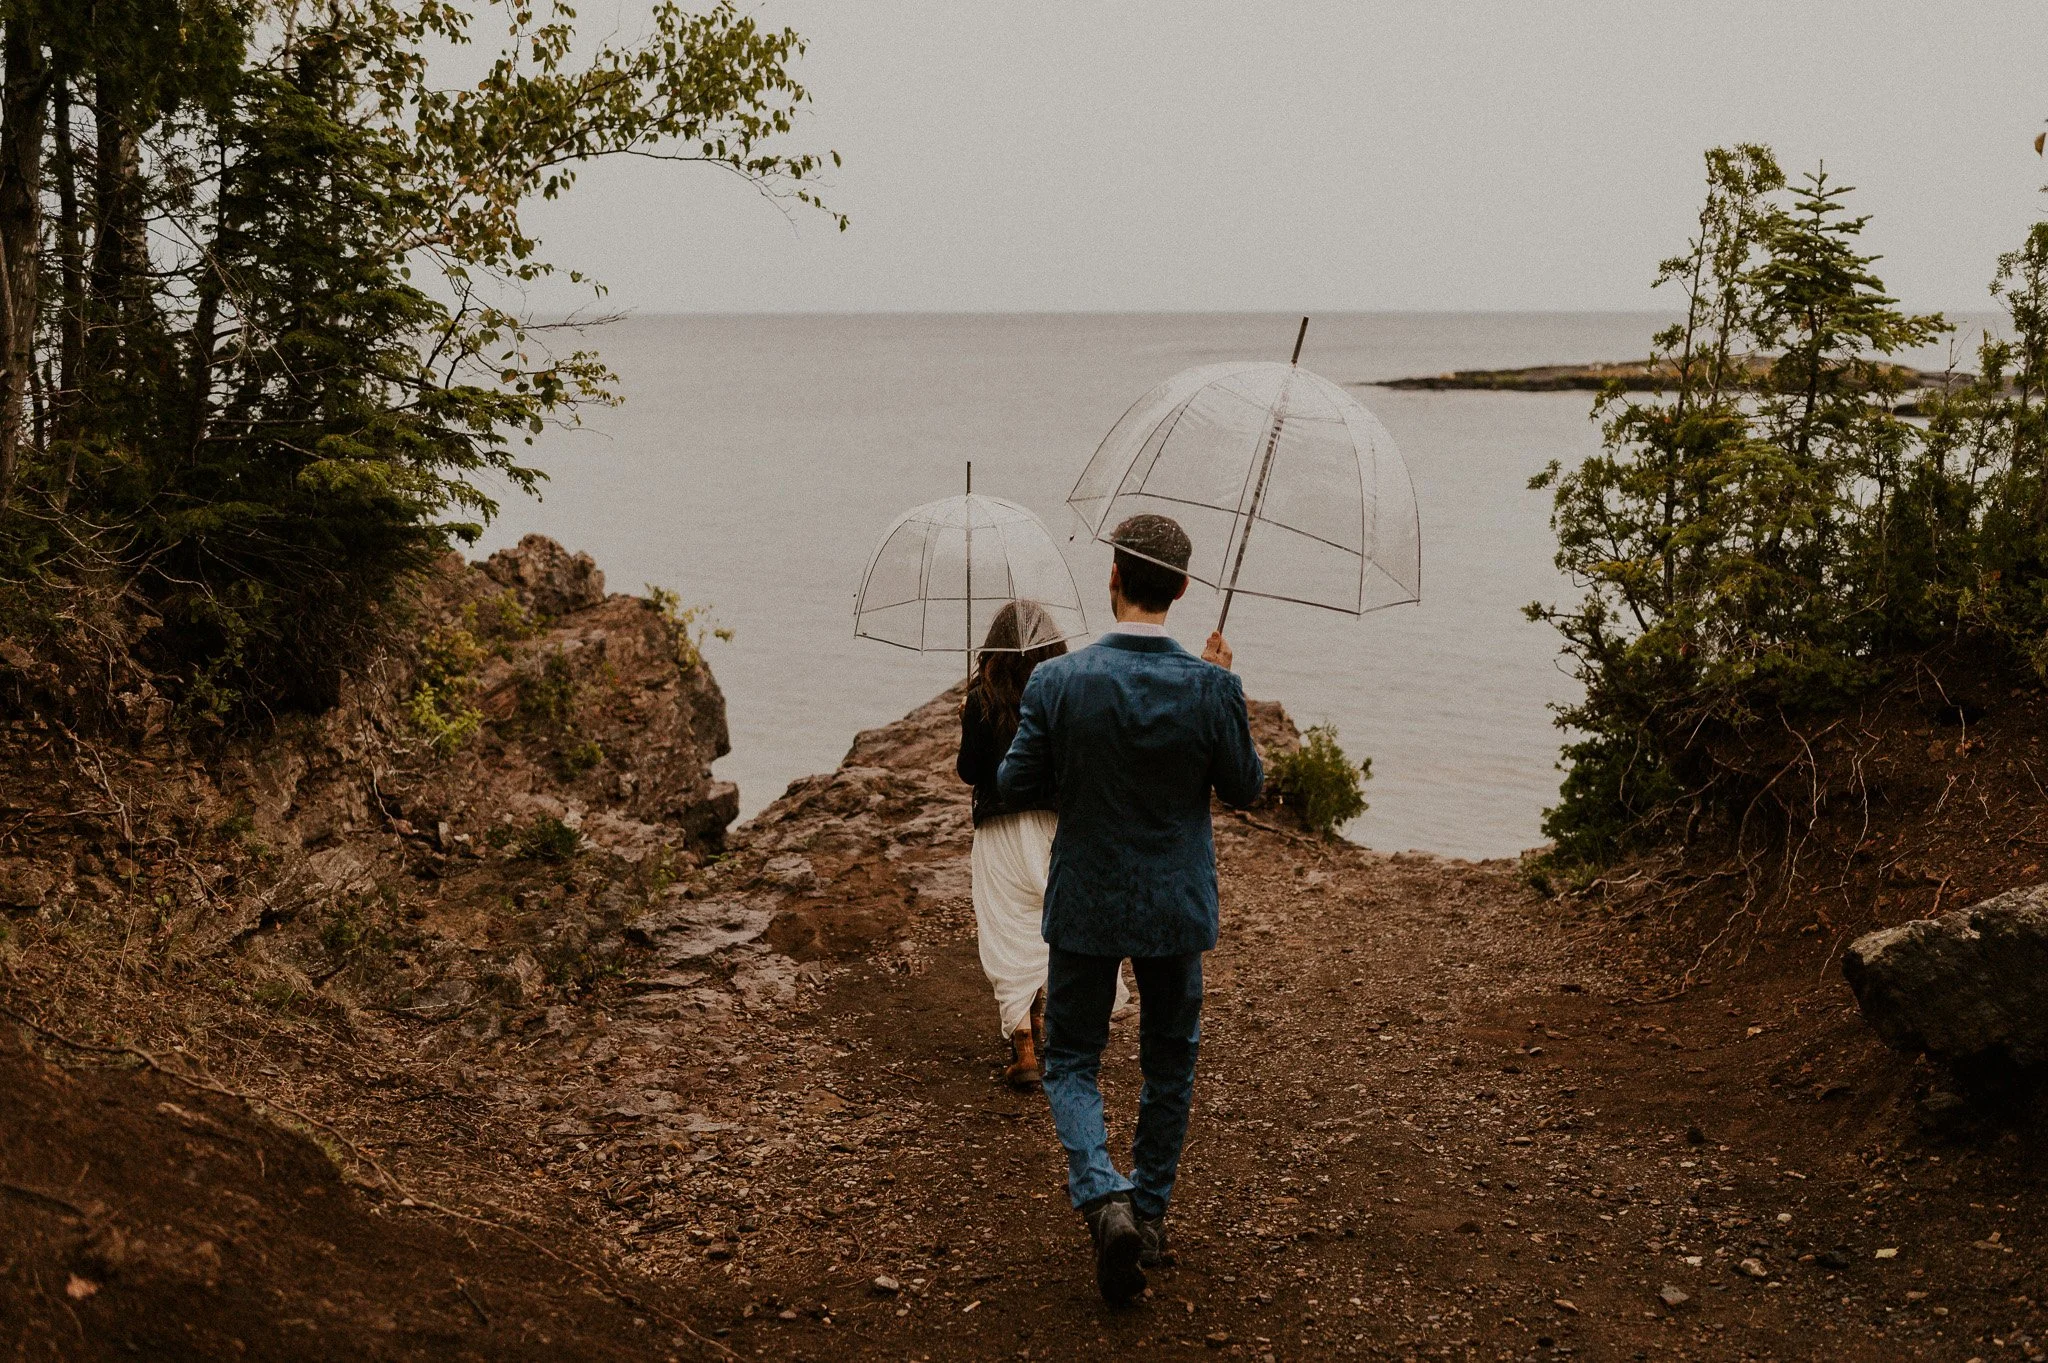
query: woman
956 600 1127 1087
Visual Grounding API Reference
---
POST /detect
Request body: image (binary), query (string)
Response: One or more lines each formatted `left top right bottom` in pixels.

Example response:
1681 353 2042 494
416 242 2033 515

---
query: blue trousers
1041 946 1203 1219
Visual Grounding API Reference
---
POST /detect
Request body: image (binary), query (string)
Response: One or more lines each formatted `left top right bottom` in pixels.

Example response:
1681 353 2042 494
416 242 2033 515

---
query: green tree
1922 223 2048 674
1529 147 1948 869
1527 145 1783 864
0 0 839 719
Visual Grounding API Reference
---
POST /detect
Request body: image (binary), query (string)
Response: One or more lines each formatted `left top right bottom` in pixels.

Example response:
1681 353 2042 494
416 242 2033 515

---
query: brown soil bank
0 1025 687 1360
4 548 2046 1361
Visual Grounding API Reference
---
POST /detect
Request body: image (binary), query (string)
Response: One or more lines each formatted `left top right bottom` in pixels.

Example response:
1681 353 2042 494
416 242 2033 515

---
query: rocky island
1370 357 1961 393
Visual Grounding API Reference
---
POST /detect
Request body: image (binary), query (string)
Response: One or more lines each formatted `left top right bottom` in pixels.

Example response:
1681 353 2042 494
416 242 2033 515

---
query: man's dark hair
1110 514 1192 613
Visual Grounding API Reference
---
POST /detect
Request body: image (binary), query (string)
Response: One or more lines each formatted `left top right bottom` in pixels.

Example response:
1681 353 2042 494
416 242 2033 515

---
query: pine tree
1529 149 1949 869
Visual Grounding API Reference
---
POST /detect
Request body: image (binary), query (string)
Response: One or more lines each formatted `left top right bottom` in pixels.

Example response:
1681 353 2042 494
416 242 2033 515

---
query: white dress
971 809 1130 1037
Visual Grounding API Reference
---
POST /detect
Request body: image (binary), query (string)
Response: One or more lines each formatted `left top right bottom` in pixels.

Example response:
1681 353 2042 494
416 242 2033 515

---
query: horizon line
532 304 2002 322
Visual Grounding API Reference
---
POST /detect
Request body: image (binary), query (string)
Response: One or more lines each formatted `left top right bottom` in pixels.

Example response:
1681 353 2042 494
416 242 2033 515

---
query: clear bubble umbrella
854 463 1089 681
1068 318 1421 633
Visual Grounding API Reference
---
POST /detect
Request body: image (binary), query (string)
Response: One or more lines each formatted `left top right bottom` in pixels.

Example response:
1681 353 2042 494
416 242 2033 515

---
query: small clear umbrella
854 463 1089 680
1068 318 1421 633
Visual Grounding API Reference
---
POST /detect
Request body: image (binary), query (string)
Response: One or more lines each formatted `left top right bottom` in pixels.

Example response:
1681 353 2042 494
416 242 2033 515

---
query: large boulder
481 534 607 618
1843 883 2048 1081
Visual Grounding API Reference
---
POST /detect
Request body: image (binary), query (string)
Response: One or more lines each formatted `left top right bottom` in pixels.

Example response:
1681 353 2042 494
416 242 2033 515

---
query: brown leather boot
1004 1025 1042 1088
1029 990 1046 1053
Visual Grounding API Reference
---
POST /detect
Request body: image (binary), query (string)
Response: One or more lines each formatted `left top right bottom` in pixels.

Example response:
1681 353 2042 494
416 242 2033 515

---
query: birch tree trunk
0 21 48 503
51 74 81 491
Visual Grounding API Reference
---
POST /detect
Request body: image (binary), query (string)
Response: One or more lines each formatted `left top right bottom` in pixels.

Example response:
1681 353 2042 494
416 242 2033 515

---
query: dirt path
9 687 2046 1361
625 808 2045 1361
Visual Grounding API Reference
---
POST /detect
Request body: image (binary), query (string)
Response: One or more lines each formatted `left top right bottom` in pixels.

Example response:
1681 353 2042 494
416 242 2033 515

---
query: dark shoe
1080 1193 1146 1304
1136 1212 1172 1268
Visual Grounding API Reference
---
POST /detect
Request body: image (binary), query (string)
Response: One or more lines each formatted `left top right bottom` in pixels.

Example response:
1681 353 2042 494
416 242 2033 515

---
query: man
997 513 1264 1305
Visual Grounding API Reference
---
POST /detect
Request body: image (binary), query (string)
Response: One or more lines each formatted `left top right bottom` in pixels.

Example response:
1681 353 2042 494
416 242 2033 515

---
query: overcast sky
515 1 2048 315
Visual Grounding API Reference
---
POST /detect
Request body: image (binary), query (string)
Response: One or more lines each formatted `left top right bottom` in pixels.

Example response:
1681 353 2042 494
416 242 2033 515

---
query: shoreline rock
1843 882 2048 1088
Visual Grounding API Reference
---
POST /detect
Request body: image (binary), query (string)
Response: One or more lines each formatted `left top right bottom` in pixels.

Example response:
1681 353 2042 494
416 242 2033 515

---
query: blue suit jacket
996 633 1264 958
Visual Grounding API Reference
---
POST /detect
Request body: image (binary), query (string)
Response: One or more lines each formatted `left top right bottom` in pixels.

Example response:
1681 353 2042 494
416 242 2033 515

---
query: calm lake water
471 310 1909 860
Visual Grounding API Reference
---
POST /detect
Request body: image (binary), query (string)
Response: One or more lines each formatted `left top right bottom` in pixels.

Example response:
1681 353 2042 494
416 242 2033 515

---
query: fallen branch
0 1179 92 1220
1231 809 1323 848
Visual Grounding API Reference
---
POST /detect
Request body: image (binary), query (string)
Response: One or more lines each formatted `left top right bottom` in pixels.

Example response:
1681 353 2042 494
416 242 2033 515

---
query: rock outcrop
222 537 736 871
0 535 740 1034
421 544 738 850
480 533 609 618
1843 882 2048 1083
632 687 1306 976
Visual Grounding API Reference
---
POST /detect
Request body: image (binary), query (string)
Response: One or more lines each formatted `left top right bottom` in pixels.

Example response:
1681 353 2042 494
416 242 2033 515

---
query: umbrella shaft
965 461 973 685
1217 322 1306 636
1218 403 1288 634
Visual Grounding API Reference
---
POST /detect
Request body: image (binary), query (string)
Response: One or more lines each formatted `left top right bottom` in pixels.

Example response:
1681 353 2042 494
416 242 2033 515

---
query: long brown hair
968 600 1066 741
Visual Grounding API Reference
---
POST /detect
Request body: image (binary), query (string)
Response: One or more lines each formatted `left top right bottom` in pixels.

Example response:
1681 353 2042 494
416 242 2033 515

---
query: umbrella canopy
1068 355 1421 627
854 490 1088 658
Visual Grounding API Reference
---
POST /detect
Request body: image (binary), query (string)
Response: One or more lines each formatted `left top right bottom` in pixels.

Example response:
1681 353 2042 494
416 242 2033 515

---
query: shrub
408 624 485 755
318 898 390 959
558 740 606 776
1270 725 1371 837
408 682 481 756
469 591 543 651
501 815 581 863
518 649 578 727
646 585 734 670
